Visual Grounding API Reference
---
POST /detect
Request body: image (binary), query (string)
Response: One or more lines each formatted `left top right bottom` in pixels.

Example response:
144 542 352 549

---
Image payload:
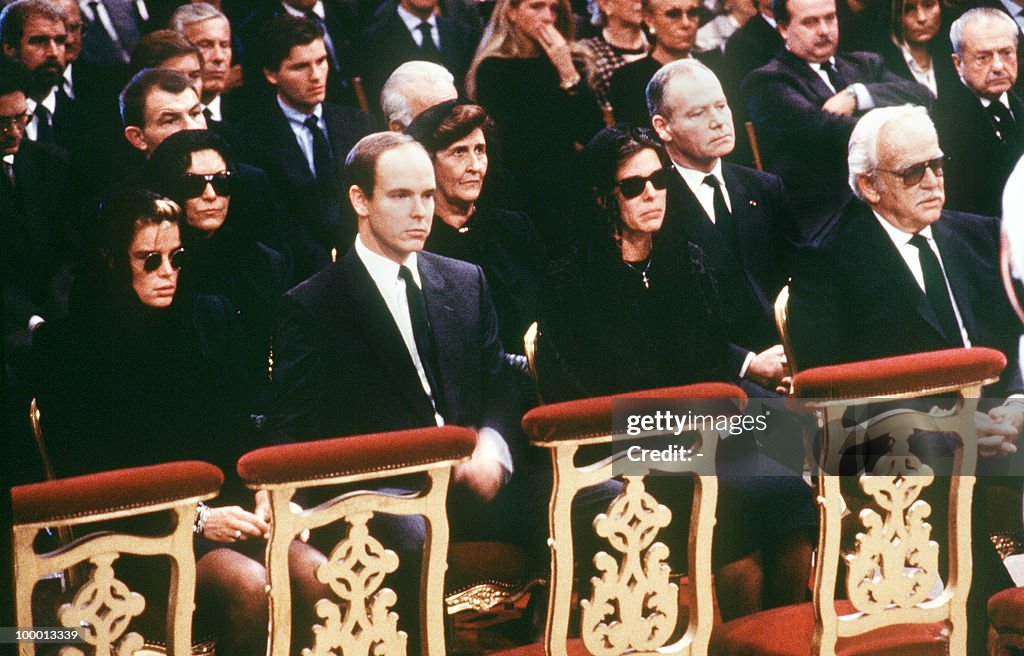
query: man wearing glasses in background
788 105 1024 656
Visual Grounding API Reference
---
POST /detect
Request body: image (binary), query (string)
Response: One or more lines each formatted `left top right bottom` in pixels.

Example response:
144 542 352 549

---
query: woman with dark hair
142 129 287 421
877 0 958 98
33 188 325 656
466 0 604 251
407 100 547 358
541 125 817 621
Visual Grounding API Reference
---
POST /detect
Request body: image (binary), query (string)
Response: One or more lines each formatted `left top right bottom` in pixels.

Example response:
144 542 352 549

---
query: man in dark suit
742 0 931 242
237 15 374 282
787 104 1024 655
933 7 1023 217
356 0 478 113
722 0 782 91
238 0 360 108
169 3 245 126
649 59 793 395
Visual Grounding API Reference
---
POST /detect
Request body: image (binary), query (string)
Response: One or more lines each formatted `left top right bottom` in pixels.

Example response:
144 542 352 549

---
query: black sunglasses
173 171 233 199
141 247 187 273
662 6 702 19
616 167 673 199
877 156 944 186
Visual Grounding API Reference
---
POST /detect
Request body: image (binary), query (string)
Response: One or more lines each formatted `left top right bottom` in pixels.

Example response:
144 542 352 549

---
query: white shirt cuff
849 83 873 111
477 426 514 481
739 351 756 379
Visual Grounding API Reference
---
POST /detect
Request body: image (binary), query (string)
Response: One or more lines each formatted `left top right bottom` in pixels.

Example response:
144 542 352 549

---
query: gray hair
169 2 226 33
950 7 1018 57
646 58 717 118
847 105 933 199
380 60 455 128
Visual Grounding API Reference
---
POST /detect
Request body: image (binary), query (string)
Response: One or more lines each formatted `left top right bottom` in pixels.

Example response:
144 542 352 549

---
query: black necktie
987 100 1016 142
34 105 55 145
399 265 446 418
418 22 440 57
203 107 214 125
1 159 15 196
820 60 845 92
909 233 963 346
703 174 740 255
303 115 335 191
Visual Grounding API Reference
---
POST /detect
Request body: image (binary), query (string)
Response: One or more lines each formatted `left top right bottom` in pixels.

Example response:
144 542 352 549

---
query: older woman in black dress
33 188 323 656
541 125 817 620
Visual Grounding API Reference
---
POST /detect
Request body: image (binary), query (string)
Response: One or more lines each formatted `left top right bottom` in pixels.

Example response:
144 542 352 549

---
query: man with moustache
0 0 74 149
742 0 930 242
648 59 793 395
787 104 1024 656
236 15 373 281
933 7 1023 217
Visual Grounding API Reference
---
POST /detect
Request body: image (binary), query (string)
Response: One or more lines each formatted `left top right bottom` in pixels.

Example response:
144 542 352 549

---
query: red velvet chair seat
989 588 1024 631
11 460 223 524
709 601 948 656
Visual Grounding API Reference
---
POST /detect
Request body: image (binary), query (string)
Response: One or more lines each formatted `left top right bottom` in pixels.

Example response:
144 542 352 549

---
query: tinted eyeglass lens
178 172 232 198
142 248 186 273
901 157 943 185
617 167 671 199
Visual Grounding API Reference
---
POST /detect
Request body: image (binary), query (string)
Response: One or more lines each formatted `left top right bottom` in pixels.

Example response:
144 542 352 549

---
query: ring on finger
234 529 242 540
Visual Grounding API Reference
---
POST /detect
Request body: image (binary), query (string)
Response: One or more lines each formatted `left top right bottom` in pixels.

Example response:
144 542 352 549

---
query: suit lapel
721 164 769 305
417 254 462 418
781 49 833 102
267 104 316 189
343 252 438 420
932 216 975 341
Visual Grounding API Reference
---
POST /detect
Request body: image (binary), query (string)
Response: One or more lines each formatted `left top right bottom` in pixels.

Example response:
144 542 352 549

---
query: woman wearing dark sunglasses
143 130 287 424
538 125 816 620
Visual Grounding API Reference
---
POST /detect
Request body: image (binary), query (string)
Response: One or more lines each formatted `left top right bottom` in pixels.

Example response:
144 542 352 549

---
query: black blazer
607 52 721 128
932 83 1024 218
742 49 933 241
788 200 1023 397
876 36 959 100
662 162 792 373
356 8 478 112
236 100 374 281
268 248 524 461
722 13 782 98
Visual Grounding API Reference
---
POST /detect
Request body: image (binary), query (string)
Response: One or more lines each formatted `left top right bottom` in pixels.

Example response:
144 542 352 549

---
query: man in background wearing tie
649 59 793 396
933 7 1023 217
236 15 373 281
0 0 71 148
169 3 238 127
787 104 1024 656
741 0 930 242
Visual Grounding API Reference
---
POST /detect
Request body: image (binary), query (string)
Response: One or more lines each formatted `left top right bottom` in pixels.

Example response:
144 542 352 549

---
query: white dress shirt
397 4 439 49
873 212 971 346
277 96 324 176
202 95 223 123
898 43 937 97
24 88 57 143
354 236 514 475
806 57 873 109
674 160 731 223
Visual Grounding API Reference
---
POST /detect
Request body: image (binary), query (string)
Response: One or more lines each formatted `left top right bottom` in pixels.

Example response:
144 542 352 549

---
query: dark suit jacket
788 200 1023 397
268 248 523 462
722 13 782 100
356 8 478 112
876 36 959 100
662 162 793 373
742 49 932 242
236 99 374 281
932 83 1024 218
607 52 721 128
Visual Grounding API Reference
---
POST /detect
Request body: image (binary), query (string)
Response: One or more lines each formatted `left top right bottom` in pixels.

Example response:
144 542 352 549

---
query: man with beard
0 0 77 151
741 0 930 242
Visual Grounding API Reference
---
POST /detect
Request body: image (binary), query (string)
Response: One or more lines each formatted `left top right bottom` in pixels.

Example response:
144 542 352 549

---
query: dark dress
424 207 547 353
474 56 604 253
540 228 817 568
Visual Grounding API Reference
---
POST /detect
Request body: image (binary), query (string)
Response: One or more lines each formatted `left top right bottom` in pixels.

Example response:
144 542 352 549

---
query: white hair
949 7 1018 57
169 2 226 33
847 105 933 199
380 61 456 128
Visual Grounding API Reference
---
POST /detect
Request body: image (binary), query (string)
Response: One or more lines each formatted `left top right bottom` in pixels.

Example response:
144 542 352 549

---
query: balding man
380 60 458 131
933 7 1023 216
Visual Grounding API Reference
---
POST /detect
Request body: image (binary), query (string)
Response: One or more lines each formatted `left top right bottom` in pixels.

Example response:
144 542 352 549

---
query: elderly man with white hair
379 60 457 131
789 105 1024 655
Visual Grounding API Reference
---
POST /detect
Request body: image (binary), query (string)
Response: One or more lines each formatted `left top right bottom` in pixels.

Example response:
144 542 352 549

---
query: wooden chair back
744 121 763 172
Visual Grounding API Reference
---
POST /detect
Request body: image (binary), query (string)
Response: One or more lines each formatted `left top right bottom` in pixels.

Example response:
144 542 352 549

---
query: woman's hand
532 24 579 86
253 490 310 542
202 505 269 543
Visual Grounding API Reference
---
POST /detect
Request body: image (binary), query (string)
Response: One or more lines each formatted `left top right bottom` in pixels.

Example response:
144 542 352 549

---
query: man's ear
387 119 405 132
2 43 16 59
856 173 881 204
951 53 963 79
777 21 787 44
651 114 671 143
349 184 369 218
124 126 148 153
263 67 278 87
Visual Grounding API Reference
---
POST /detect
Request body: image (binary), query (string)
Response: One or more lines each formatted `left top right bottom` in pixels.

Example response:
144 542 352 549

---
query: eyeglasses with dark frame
876 156 944 186
173 171 233 199
0 111 31 131
135 247 187 273
615 167 673 199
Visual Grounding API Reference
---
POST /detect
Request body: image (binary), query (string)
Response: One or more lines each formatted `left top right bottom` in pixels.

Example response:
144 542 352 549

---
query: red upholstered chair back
236 426 476 656
11 461 224 656
521 383 748 656
790 347 1005 655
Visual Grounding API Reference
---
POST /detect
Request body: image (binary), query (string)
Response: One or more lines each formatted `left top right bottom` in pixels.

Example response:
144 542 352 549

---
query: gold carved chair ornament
12 461 224 656
710 347 1006 656
236 425 476 656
